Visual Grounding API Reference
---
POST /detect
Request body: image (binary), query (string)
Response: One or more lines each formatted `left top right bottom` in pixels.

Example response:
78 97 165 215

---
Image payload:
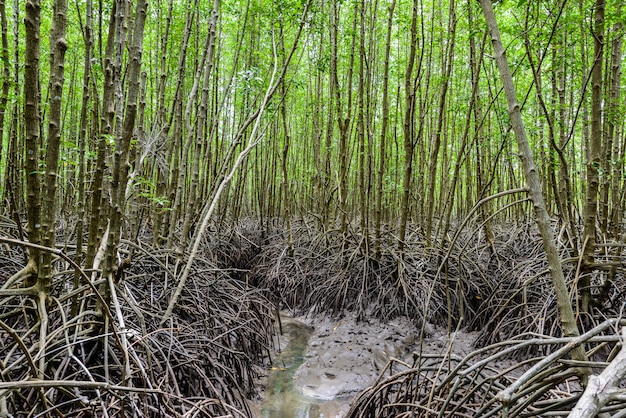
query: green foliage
1 0 622 244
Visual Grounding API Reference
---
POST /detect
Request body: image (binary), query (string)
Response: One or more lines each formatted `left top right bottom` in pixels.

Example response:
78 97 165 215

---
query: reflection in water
262 321 322 418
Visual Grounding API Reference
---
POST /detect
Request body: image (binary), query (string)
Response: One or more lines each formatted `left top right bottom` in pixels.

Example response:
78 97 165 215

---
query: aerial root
347 318 626 417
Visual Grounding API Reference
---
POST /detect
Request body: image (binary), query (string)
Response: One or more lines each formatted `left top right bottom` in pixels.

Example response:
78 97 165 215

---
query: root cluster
0 221 275 417
347 318 626 417
2 216 626 417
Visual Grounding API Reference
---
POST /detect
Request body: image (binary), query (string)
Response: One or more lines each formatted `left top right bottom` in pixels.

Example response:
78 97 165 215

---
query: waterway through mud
259 319 312 417
254 312 432 417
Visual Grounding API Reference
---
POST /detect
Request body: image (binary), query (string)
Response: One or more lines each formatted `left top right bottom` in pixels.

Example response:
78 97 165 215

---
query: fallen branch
569 327 626 418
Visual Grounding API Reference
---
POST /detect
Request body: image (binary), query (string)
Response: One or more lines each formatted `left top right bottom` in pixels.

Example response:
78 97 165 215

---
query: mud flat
254 311 478 417
293 313 418 401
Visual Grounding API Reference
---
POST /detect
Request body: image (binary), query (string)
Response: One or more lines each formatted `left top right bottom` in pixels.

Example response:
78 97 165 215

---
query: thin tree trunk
177 0 219 254
581 0 605 313
278 20 293 255
398 0 421 254
356 0 367 238
374 0 395 259
162 0 195 248
75 0 93 264
425 0 456 245
0 0 9 196
479 0 588 366
22 0 42 286
104 0 148 279
85 2 117 270
39 0 67 291
73 0 92 316
606 6 623 233
3 0 22 240
468 3 495 250
329 1 355 234
440 7 486 246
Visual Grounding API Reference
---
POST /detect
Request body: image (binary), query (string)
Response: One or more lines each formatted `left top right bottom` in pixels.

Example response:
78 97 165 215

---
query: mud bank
252 311 479 417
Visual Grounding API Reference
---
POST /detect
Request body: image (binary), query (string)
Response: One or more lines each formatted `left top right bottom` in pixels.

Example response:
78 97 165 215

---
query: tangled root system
347 318 626 417
0 222 275 417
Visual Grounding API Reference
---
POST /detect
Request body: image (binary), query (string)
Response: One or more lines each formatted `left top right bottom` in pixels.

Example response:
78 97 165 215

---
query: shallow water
258 313 420 418
260 320 318 417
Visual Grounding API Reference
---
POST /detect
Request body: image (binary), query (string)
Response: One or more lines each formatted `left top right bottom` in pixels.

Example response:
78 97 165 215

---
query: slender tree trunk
606 6 623 233
468 3 494 250
85 2 117 270
425 0 456 245
329 1 355 234
278 20 293 255
3 0 22 237
162 0 195 248
581 0 605 313
356 0 367 238
104 0 148 279
522 1 577 251
177 0 219 254
73 0 92 317
22 0 42 286
374 0 395 259
398 0 420 254
0 0 9 196
479 0 588 366
39 0 67 291
440 4 485 246
75 0 93 274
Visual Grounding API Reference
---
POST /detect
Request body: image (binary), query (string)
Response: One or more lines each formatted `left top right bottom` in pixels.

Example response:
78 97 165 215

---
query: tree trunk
374 0 396 259
581 0 605 313
397 0 420 254
74 0 93 301
178 0 219 255
606 5 623 233
39 0 67 293
0 0 9 199
85 2 117 270
425 0 456 245
104 0 148 280
22 0 42 286
479 0 588 366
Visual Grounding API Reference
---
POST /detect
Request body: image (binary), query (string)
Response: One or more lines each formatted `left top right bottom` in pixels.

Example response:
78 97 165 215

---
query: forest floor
2 218 626 417
251 311 482 417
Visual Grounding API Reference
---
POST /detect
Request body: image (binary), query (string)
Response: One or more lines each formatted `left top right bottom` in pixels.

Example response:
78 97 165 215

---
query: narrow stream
257 314 419 417
260 319 344 418
261 320 317 417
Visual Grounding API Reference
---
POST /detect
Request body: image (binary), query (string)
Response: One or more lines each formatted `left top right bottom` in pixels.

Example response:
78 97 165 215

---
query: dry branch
569 327 626 418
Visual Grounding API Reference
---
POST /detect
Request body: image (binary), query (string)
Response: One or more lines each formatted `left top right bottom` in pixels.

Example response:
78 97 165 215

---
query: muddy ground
251 309 480 417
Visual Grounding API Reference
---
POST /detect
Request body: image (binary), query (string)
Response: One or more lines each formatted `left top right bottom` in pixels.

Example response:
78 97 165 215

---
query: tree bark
85 2 117 270
425 0 456 245
478 0 588 365
39 0 67 293
581 0 605 313
104 0 148 280
397 0 420 254
374 0 396 259
22 0 42 287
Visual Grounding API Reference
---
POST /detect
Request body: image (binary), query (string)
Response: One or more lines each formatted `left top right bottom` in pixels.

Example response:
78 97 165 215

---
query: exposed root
347 318 626 417
0 227 276 417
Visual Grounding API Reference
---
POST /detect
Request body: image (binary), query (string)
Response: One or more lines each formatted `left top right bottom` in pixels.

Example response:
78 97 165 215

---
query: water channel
260 319 317 417
257 314 421 417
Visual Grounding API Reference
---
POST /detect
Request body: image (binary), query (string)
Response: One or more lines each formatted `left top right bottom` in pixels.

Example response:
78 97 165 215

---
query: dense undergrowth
1 215 625 416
